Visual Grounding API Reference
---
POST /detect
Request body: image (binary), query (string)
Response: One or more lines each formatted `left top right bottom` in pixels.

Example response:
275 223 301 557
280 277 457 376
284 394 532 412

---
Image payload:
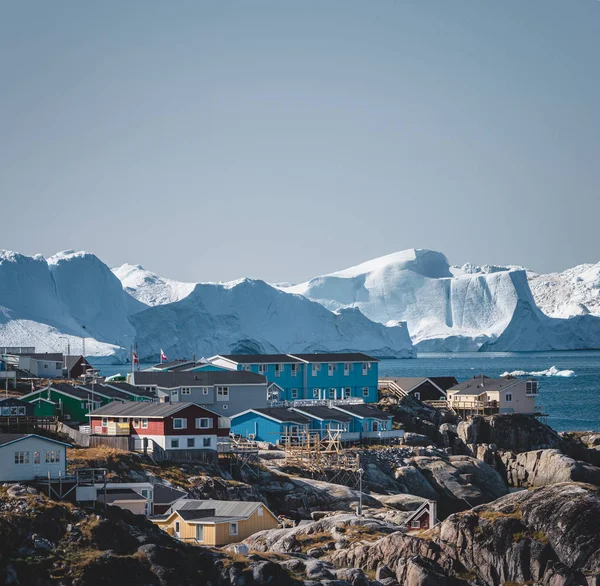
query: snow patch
500 366 576 378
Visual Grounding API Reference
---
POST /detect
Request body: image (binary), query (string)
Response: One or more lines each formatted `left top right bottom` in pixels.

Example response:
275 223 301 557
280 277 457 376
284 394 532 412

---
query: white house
17 353 64 378
0 434 70 482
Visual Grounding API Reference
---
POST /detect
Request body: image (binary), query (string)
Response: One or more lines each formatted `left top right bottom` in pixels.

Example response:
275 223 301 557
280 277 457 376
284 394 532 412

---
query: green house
21 383 115 424
30 398 57 417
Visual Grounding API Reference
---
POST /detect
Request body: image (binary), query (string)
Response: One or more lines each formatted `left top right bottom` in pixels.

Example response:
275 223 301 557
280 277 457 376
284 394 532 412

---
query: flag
132 351 139 365
160 349 167 363
31 380 35 392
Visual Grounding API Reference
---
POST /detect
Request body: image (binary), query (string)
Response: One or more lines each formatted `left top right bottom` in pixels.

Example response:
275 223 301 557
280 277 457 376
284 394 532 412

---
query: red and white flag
132 350 139 364
160 349 167 363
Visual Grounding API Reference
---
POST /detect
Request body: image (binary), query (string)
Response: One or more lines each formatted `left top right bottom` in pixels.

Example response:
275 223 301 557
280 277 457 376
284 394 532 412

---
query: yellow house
150 499 279 546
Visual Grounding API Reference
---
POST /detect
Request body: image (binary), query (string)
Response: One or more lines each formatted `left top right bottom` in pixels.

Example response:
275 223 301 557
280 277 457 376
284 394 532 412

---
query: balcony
96 422 131 436
362 429 405 440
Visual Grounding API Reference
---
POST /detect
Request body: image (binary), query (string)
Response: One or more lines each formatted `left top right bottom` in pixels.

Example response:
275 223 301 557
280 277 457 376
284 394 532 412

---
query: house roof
217 354 303 364
35 383 107 401
153 484 188 505
381 376 460 393
170 499 269 520
89 401 214 418
289 353 378 363
77 384 133 400
405 501 435 525
103 382 157 399
132 370 266 388
152 360 196 370
0 433 70 448
65 355 90 371
429 377 460 391
332 403 390 420
291 406 353 422
0 397 30 406
97 488 147 503
237 407 310 424
20 353 63 361
448 375 520 395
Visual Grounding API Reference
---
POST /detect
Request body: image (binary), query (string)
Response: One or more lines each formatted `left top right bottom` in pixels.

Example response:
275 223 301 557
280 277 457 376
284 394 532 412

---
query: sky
0 0 599 284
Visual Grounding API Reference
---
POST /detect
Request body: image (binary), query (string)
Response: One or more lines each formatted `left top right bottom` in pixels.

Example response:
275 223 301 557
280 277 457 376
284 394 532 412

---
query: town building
230 407 311 444
129 370 268 416
330 403 400 441
151 499 279 546
209 353 380 403
64 355 93 379
0 433 70 482
88 401 228 454
0 397 34 417
446 375 539 416
379 377 458 401
17 353 64 378
0 356 16 387
289 405 358 441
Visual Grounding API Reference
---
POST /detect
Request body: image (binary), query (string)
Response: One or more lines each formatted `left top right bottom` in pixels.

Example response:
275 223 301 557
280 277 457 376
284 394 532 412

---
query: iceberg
500 366 576 378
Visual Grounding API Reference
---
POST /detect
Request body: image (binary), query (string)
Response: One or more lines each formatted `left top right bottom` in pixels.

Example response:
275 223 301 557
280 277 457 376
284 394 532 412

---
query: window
362 362 371 375
203 437 211 447
505 393 513 402
181 387 191 395
102 417 108 427
312 363 321 376
196 524 204 542
222 404 228 410
173 418 187 429
362 387 369 398
202 387 209 395
229 522 239 536
344 363 350 376
259 364 267 374
291 389 298 399
1 407 9 416
17 406 26 416
526 381 538 395
414 392 421 401
258 506 264 517
344 387 351 398
45 450 60 463
171 390 178 397
313 388 320 399
187 438 195 448
196 418 210 429
56 362 62 369
243 365 251 371
216 387 229 401
411 520 421 529
33 451 40 464
175 521 180 535
171 439 179 448
372 421 379 432
329 388 336 399
291 364 297 377
14 451 29 464
141 489 149 498
141 418 148 429
9 406 18 416
275 364 281 378
44 364 48 369
328 364 335 376
133 418 140 428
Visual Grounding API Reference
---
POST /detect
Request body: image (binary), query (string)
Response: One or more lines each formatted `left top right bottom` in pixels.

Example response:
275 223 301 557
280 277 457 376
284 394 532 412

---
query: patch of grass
478 508 522 523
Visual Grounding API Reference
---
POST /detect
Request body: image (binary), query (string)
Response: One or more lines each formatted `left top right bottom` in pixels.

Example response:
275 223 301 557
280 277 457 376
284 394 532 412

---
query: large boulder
499 449 600 488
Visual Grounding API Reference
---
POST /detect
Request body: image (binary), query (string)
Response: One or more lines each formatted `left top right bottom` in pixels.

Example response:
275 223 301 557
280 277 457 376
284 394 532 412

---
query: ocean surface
90 351 600 433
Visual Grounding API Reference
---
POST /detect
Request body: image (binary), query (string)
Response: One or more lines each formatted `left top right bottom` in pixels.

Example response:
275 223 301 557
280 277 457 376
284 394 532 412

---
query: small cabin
405 500 438 531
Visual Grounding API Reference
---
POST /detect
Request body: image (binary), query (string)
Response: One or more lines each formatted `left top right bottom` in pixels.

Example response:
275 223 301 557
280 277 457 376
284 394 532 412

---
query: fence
88 435 132 451
58 422 90 447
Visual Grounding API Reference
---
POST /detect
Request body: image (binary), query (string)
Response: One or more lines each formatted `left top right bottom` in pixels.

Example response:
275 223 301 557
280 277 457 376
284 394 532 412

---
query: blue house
289 405 359 441
210 353 380 403
331 403 400 441
230 407 310 444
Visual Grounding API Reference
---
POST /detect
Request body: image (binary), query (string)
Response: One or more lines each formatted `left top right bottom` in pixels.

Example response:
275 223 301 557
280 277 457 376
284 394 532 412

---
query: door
174 521 181 538
33 451 41 476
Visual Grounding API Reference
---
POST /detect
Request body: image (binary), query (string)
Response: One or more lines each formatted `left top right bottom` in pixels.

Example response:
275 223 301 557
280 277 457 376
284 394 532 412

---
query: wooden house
405 500 438 531
380 377 458 401
151 499 279 546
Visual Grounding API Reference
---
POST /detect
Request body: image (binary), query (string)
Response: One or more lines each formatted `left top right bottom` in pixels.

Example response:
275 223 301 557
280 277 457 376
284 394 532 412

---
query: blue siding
229 359 379 403
188 364 230 372
231 412 308 443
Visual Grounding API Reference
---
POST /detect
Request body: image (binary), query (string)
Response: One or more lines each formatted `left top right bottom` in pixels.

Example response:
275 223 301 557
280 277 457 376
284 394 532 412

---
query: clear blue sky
1 0 598 283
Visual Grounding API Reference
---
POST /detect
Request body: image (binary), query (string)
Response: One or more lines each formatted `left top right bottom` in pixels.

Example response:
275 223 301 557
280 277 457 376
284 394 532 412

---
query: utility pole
357 466 364 516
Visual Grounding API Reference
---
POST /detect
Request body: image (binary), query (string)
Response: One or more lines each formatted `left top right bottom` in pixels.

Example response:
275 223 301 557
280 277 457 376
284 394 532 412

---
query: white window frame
291 364 297 377
275 364 281 378
362 387 369 398
328 364 335 376
258 364 267 374
102 417 108 427
258 506 264 516
141 418 148 429
14 451 29 464
45 450 60 463
173 418 187 429
216 387 229 401
411 520 421 529
344 363 350 376
526 381 538 395
133 418 140 428
196 417 211 429
505 393 513 402
229 522 238 536
181 387 191 395
196 524 205 543
362 362 370 375
329 388 336 399
312 388 320 399
312 363 321 376
344 387 351 398
291 389 298 399
202 387 209 395
414 391 421 401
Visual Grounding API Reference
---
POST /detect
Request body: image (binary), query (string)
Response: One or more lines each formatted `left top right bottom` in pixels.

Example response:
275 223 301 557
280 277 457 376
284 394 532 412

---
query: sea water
91 351 600 433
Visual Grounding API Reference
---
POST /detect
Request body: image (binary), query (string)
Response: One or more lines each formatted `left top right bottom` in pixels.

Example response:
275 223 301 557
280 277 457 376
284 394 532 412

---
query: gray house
130 371 268 416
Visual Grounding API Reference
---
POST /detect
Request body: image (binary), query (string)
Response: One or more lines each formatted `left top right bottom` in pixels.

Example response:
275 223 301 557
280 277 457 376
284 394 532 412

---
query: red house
89 401 228 453
405 500 438 531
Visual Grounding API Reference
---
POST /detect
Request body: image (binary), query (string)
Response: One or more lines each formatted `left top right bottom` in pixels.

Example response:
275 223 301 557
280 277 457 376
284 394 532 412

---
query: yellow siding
151 506 279 547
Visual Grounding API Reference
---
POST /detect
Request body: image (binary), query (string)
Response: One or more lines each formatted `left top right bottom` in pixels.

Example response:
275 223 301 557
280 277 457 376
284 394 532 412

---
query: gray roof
290 352 378 363
170 499 265 519
77 384 133 400
153 484 188 505
44 383 108 400
152 360 196 370
21 353 63 361
132 370 266 388
291 406 353 422
250 407 310 424
98 488 146 503
381 377 459 393
89 401 210 418
332 403 390 420
65 355 90 371
448 375 522 395
219 354 303 364
103 382 157 399
0 433 70 448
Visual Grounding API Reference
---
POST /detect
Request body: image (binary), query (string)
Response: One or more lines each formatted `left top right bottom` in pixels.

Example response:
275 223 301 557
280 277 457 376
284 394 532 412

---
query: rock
305 559 335 580
499 448 600 488
376 564 395 580
335 567 370 586
403 432 435 447
250 560 291 584
376 494 428 511
394 465 439 501
33 537 54 551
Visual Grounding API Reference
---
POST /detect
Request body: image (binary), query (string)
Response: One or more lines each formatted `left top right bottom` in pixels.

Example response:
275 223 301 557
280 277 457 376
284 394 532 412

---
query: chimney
429 500 438 527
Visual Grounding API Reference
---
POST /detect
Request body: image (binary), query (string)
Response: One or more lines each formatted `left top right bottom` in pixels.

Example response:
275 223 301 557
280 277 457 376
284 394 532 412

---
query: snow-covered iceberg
500 366 576 378
283 249 600 352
